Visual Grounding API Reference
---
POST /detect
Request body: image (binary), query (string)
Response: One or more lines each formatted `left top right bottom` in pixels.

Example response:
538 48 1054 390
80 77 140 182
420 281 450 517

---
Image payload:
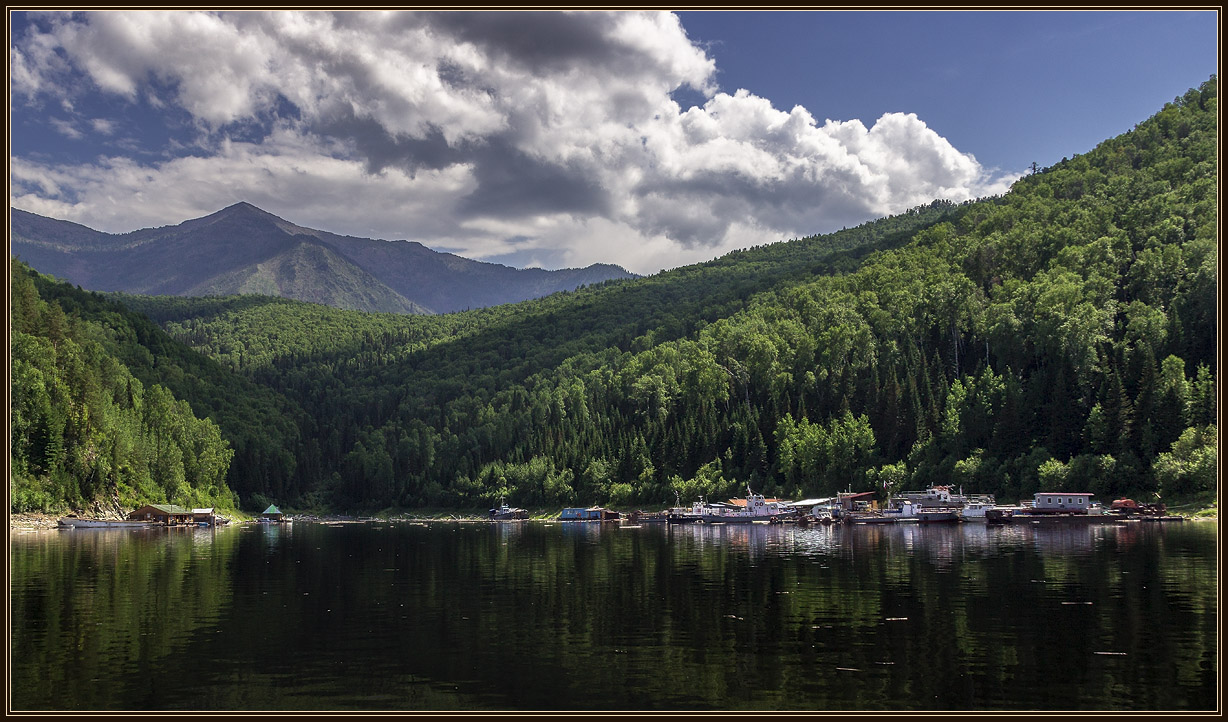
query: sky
8 10 1219 275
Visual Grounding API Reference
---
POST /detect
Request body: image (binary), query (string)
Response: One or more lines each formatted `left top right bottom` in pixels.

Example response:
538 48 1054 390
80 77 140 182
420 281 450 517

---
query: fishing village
32 485 1189 532
559 485 1185 526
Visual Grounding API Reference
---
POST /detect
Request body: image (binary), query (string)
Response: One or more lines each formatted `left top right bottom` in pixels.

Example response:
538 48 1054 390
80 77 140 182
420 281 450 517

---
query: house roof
789 498 835 506
725 498 786 507
143 504 192 514
192 508 214 514
263 504 283 514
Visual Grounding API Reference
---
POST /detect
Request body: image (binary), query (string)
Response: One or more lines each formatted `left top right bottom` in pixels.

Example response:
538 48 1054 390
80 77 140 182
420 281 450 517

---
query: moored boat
58 517 155 529
895 485 967 509
490 497 528 520
915 507 961 523
959 498 996 520
667 497 711 524
882 500 919 522
1017 492 1097 516
848 513 896 524
559 506 620 521
668 487 791 524
985 506 1020 523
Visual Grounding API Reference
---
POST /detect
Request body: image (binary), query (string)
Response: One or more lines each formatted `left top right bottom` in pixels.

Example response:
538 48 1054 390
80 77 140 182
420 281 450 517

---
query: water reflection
666 522 790 561
9 520 1217 712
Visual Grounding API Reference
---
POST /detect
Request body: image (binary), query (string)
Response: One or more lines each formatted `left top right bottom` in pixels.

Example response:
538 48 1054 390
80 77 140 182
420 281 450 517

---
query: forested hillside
10 260 237 513
14 78 1217 514
9 260 309 513
118 196 965 508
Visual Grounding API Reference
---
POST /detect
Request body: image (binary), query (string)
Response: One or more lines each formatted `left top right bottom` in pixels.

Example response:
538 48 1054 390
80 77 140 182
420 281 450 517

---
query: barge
668 487 792 524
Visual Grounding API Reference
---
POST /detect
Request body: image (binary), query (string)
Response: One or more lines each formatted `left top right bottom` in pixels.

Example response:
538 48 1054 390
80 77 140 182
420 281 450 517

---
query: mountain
9 203 637 314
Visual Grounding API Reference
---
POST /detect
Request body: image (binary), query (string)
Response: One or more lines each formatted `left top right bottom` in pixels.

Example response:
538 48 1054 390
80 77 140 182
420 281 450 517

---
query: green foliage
9 260 239 513
1153 425 1218 497
776 411 877 495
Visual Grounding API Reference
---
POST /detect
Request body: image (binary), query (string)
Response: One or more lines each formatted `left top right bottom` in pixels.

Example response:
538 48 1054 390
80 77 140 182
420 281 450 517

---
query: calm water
9 519 1219 711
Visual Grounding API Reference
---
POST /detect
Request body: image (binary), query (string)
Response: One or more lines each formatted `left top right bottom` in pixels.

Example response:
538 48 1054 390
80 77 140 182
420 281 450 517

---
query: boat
668 487 792 524
894 485 968 509
667 496 711 524
959 498 996 520
57 517 155 529
1012 493 1121 522
625 510 670 523
848 513 896 524
985 506 1020 523
490 498 528 520
559 506 620 521
880 499 960 523
882 500 919 522
915 507 961 523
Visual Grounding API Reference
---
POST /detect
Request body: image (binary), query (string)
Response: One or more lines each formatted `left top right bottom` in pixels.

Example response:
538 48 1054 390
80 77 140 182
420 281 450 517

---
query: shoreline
11 510 1216 532
10 513 62 531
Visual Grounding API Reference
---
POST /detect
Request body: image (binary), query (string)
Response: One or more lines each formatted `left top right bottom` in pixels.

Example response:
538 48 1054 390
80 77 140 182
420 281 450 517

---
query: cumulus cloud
9 10 1018 274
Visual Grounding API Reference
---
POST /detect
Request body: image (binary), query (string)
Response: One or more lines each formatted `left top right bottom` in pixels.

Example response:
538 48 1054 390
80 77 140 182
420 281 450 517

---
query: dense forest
10 78 1218 514
10 260 241 513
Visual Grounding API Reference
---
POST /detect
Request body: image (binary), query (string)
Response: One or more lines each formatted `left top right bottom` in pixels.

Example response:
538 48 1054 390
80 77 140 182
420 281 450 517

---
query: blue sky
678 11 1218 174
8 10 1218 274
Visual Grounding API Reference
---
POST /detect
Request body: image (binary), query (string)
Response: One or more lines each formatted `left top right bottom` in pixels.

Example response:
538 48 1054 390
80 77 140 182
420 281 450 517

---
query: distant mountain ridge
9 203 637 314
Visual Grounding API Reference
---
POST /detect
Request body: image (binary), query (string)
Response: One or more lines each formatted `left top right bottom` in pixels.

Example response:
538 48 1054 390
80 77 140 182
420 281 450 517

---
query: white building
1031 492 1095 513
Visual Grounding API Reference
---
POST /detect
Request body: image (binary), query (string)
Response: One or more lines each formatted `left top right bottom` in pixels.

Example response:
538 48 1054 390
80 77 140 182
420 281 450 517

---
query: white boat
489 497 528 520
959 499 996 520
667 496 711 524
58 517 155 529
883 499 919 521
882 498 961 523
668 487 791 524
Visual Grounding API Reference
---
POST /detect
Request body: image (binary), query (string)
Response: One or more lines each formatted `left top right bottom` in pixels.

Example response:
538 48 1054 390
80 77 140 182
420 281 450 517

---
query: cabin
1030 492 1095 514
836 491 878 512
261 504 285 521
128 504 194 525
192 508 216 525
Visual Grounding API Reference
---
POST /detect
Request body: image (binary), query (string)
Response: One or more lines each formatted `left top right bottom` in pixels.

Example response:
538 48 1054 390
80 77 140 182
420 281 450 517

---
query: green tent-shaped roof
150 503 192 514
262 504 282 515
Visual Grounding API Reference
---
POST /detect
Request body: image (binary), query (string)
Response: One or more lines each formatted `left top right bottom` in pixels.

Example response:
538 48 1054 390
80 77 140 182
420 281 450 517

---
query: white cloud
12 127 478 240
49 117 83 140
10 10 1020 274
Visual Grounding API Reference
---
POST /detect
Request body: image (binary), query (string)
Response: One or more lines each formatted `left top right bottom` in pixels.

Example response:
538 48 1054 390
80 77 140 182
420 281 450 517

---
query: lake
9 519 1218 711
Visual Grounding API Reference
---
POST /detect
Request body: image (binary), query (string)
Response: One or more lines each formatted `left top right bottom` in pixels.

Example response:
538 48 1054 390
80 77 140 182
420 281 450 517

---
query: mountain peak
10 205 638 314
214 201 283 222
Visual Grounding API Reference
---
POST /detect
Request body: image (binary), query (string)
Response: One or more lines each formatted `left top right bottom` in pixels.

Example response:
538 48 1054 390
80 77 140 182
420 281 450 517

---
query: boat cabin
192 508 216 524
896 485 968 508
128 504 194 525
560 507 620 521
1030 492 1095 514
